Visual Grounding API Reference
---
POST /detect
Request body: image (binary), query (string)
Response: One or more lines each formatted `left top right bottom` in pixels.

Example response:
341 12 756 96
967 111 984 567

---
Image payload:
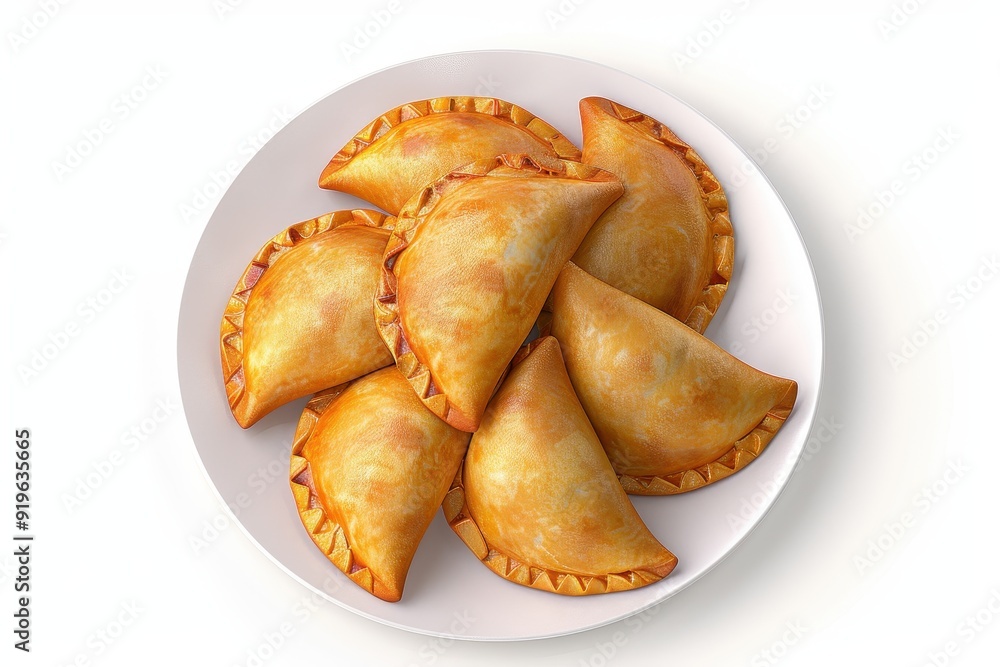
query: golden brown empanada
290 367 471 602
549 263 797 495
319 96 582 214
444 336 676 595
375 154 623 433
221 210 394 428
572 96 733 333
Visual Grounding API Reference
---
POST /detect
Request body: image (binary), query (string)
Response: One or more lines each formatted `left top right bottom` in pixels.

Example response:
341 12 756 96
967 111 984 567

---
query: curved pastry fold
571 96 734 333
444 336 677 595
289 367 471 602
375 154 623 432
220 210 394 428
319 96 582 214
549 263 797 495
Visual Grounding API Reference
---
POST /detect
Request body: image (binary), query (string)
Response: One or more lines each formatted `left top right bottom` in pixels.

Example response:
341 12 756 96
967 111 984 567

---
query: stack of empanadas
220 95 798 602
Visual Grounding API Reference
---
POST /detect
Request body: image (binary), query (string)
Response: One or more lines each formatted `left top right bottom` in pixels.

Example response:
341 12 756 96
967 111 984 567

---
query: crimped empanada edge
320 96 582 184
288 386 403 603
585 97 734 333
373 154 621 433
618 379 799 495
220 209 394 429
443 459 677 596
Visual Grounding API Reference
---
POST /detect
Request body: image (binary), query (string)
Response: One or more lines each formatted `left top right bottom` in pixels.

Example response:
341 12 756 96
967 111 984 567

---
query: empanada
375 154 623 432
444 336 677 595
289 367 471 602
221 210 394 428
319 96 582 214
572 96 733 333
549 263 797 495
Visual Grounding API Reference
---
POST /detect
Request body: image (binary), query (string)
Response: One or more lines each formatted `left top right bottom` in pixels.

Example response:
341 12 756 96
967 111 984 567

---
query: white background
2 1 998 665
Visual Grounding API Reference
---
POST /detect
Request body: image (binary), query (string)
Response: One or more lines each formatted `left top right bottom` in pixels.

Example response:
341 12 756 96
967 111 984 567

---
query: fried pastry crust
290 368 471 602
549 263 797 494
445 337 677 595
319 96 582 214
220 209 394 428
572 96 733 333
374 154 623 432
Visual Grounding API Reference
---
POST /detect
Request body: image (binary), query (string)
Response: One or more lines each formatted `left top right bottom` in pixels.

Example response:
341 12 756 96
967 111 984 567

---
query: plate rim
177 47 826 642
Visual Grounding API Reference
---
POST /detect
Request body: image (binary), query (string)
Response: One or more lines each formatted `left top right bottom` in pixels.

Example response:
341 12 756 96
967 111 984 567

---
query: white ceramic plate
177 50 824 641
